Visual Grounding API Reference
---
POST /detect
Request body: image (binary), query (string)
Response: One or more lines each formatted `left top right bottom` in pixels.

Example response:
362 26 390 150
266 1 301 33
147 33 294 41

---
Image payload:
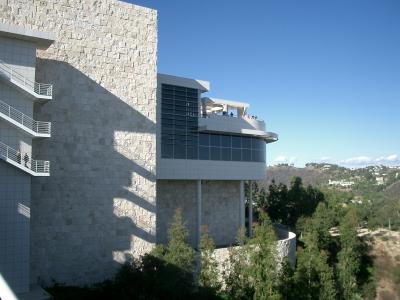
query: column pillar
249 180 253 237
197 180 202 248
239 180 245 231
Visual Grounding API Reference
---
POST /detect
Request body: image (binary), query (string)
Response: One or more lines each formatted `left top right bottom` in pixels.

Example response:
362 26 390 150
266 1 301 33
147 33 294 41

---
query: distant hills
264 164 328 187
264 163 400 193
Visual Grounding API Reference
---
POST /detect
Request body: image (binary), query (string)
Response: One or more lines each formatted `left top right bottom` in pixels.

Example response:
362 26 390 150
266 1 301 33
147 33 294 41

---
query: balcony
0 99 51 137
199 97 278 143
0 58 52 100
0 141 50 176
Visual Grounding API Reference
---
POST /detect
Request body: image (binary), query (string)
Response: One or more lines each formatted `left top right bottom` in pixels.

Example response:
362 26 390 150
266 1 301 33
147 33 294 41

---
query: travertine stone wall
156 180 198 246
156 180 241 247
0 0 157 287
202 180 241 246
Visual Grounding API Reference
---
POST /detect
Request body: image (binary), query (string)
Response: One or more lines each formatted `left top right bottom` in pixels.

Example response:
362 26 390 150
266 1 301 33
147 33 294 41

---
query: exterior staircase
0 99 51 137
0 58 52 100
0 141 50 176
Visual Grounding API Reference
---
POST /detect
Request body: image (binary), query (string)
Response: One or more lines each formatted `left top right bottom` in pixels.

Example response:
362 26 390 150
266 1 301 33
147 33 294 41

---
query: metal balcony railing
0 141 50 174
0 58 53 97
0 99 51 135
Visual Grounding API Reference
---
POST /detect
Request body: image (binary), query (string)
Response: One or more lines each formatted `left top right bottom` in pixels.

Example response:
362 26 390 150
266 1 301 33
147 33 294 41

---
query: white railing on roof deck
0 58 53 97
0 141 50 174
201 113 263 122
0 99 51 135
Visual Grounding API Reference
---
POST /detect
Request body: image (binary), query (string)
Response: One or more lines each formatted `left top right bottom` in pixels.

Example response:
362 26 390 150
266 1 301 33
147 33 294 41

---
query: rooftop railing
0 58 53 97
0 99 51 135
0 141 50 175
201 113 262 121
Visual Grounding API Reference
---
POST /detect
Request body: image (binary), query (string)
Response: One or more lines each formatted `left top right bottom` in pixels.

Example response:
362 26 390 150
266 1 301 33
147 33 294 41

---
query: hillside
367 229 400 300
264 163 400 192
264 165 327 187
264 163 400 231
384 181 400 199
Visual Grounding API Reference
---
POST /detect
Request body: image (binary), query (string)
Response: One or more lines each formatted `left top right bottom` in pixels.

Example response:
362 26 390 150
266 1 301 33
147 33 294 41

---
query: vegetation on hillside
266 164 400 230
48 177 376 300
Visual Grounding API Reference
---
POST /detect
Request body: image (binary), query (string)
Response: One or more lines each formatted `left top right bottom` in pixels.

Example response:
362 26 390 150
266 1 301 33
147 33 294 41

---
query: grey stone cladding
0 0 157 286
157 180 241 247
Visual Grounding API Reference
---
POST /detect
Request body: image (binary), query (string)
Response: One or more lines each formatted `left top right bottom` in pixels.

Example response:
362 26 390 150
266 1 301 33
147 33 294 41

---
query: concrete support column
249 180 253 237
239 180 245 231
197 180 202 248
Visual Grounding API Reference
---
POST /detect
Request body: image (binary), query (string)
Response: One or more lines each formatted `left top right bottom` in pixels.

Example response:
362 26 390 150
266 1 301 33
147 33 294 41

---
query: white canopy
202 97 249 109
201 97 249 117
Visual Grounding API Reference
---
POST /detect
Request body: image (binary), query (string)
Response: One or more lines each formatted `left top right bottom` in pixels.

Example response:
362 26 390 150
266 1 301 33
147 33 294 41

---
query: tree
164 208 195 273
337 209 361 299
198 225 221 293
294 231 336 300
278 259 296 300
265 180 288 223
142 208 196 299
223 227 253 300
262 177 325 228
310 202 336 252
250 212 281 300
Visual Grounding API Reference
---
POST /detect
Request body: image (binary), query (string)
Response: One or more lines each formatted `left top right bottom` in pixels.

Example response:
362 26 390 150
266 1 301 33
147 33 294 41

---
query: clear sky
130 0 400 168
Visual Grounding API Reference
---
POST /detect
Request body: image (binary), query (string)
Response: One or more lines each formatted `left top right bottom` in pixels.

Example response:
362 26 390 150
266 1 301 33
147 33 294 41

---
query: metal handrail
201 113 264 122
0 141 50 174
0 99 51 134
0 58 53 97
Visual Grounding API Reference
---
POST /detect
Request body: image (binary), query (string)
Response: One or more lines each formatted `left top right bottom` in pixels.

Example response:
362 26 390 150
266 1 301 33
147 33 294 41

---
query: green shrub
198 226 221 294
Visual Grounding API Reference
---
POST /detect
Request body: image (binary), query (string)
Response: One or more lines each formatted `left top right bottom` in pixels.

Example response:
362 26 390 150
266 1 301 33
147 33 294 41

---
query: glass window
161 84 200 161
221 148 231 161
199 146 209 160
232 148 241 161
232 136 241 148
162 86 268 163
187 146 198 160
210 134 220 147
242 149 251 161
242 137 251 149
210 147 220 160
221 135 231 147
162 145 173 158
252 150 260 162
199 133 209 146
174 146 186 159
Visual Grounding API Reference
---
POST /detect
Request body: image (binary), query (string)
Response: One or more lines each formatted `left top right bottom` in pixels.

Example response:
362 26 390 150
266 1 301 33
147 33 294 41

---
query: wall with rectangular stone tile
0 0 157 287
156 180 241 247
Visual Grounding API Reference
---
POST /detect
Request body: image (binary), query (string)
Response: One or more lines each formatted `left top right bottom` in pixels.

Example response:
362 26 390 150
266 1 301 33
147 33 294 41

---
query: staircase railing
0 58 53 97
0 99 51 135
0 141 50 174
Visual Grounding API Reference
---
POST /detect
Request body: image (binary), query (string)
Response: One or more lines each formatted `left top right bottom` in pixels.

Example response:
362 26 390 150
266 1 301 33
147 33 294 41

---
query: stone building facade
0 0 157 294
0 1 288 298
157 180 241 247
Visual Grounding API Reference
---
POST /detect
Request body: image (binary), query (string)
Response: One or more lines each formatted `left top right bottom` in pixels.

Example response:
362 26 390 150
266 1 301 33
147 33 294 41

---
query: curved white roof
202 97 249 109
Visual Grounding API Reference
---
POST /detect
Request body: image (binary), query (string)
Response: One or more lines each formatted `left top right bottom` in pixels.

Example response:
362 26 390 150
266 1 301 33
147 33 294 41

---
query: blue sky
130 0 400 167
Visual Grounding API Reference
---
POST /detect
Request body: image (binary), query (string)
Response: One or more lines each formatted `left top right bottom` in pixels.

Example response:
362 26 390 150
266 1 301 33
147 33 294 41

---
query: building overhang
0 23 55 49
158 73 210 92
157 158 267 180
202 97 249 110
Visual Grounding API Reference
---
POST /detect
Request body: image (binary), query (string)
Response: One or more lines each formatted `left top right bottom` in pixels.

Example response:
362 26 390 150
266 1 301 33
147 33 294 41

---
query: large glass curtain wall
161 84 266 163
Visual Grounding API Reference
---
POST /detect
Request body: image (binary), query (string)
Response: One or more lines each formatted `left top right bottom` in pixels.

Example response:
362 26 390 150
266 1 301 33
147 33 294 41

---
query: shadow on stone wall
31 58 156 286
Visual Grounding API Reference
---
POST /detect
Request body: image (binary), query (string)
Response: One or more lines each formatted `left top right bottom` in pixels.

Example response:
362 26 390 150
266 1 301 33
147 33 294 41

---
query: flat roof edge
158 73 210 92
0 23 55 49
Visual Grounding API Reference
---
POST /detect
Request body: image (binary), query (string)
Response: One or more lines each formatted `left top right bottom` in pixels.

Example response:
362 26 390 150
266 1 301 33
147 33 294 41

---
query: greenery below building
48 177 377 300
